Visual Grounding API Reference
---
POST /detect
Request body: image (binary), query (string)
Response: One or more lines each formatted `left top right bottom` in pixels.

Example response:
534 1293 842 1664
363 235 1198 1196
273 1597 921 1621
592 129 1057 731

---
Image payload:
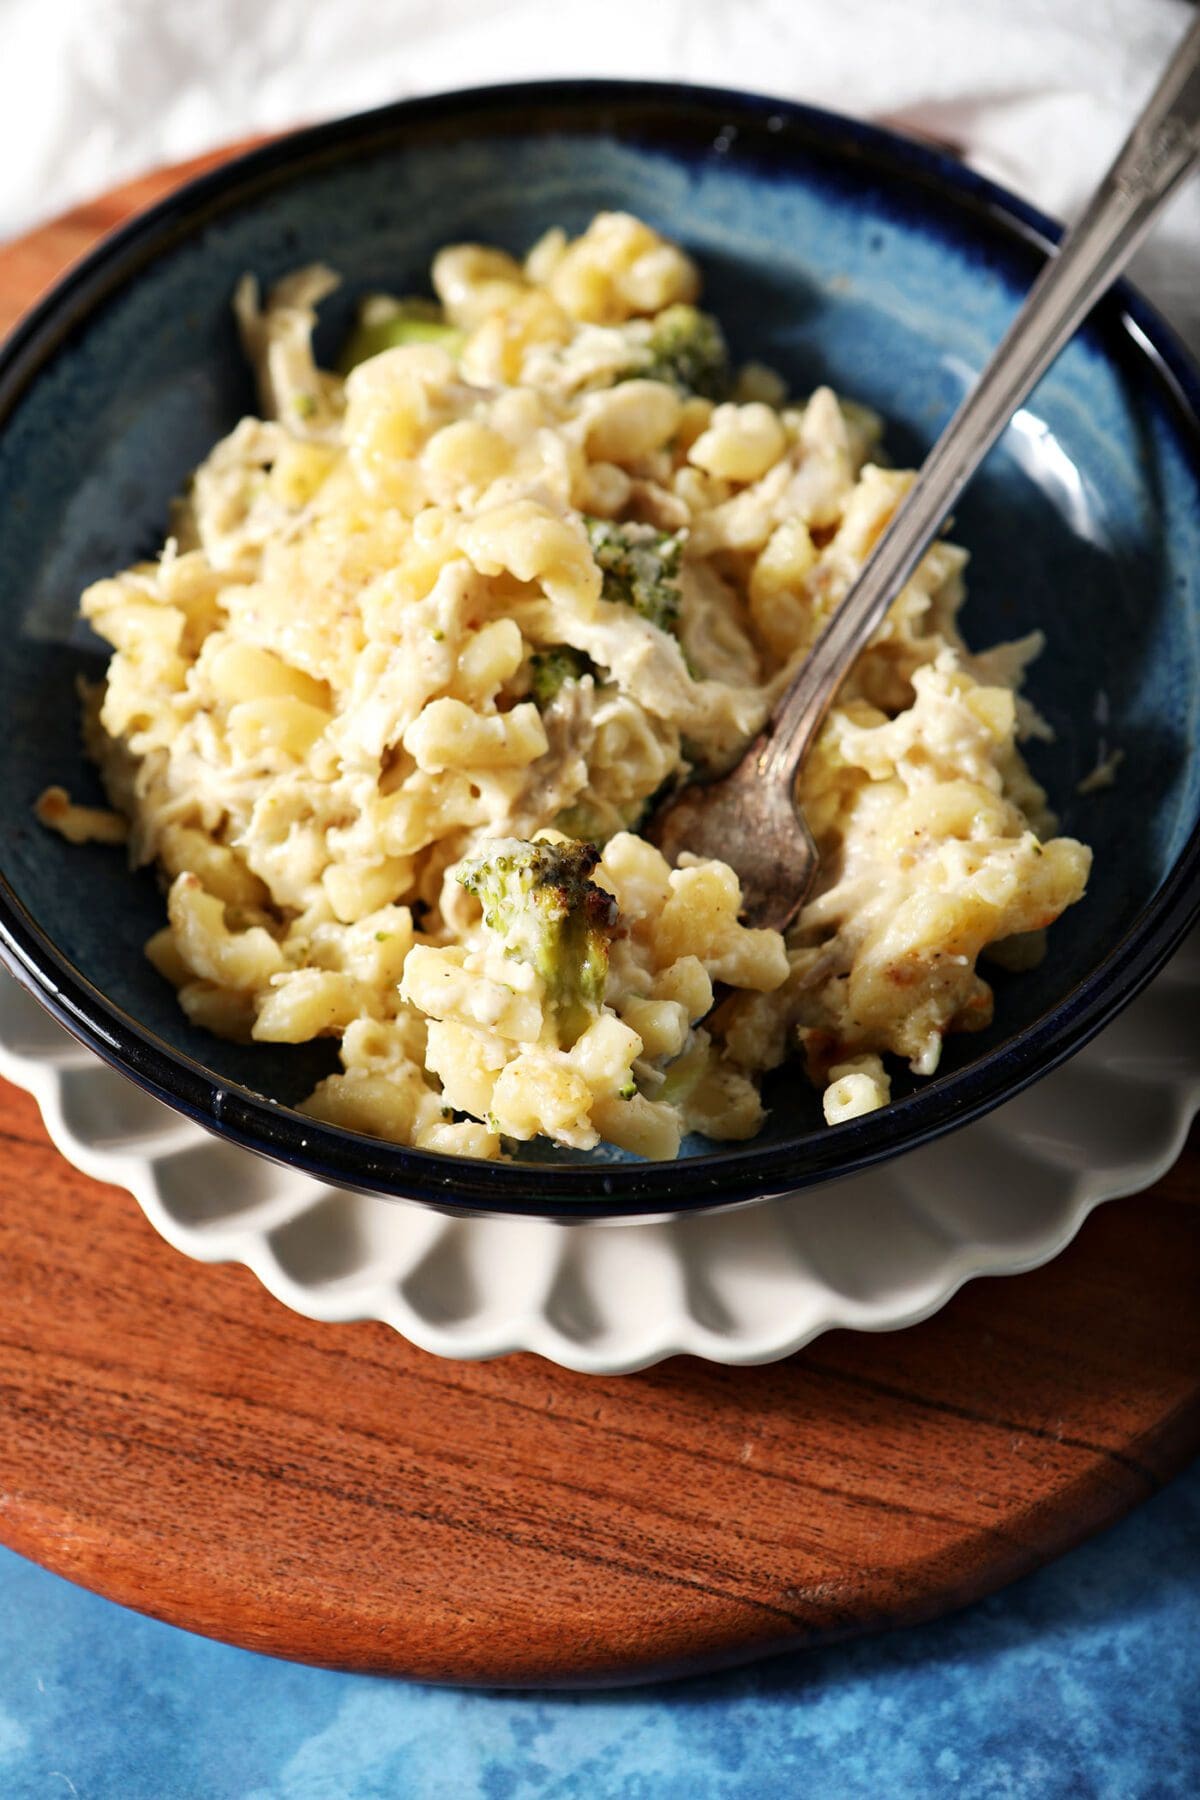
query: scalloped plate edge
0 935 1197 1374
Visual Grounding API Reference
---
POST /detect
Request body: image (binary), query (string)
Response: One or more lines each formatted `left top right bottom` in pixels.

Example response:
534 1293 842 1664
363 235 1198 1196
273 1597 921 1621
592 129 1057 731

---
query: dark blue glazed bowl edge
0 78 1197 1221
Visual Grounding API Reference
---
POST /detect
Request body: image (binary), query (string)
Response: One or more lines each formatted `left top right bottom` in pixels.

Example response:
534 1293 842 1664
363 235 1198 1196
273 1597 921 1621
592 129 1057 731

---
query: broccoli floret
457 838 618 1045
529 646 596 708
338 295 465 375
585 518 685 634
636 304 731 401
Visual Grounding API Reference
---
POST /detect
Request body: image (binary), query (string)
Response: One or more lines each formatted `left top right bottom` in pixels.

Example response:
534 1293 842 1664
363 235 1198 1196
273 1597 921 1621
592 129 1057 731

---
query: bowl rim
1 75 1198 1221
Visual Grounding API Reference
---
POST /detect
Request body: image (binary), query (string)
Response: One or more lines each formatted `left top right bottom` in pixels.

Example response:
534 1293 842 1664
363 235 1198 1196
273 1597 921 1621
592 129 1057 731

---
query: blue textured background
0 1458 1196 1797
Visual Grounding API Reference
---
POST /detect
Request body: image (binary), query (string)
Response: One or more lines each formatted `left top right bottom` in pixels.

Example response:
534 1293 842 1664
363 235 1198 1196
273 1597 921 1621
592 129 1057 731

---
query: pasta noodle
39 212 1091 1162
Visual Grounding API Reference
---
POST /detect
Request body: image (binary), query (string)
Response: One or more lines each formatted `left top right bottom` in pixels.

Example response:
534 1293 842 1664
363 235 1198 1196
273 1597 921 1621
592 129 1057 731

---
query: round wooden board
2 158 1199 1687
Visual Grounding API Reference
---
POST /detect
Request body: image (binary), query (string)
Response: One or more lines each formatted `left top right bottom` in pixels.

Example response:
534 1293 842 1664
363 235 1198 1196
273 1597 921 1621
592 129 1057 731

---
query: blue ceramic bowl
1 81 1198 1219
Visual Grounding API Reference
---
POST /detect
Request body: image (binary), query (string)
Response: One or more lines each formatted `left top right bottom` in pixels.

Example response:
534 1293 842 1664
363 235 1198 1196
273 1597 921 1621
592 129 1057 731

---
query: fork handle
757 14 1200 797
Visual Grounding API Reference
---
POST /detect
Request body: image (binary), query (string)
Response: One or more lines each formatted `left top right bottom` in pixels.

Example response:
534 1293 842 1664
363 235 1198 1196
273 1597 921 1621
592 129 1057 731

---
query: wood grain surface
0 157 1198 1687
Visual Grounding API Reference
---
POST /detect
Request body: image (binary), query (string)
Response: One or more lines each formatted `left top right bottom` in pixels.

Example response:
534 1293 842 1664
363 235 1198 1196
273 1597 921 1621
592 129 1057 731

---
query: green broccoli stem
338 297 466 375
457 838 619 1047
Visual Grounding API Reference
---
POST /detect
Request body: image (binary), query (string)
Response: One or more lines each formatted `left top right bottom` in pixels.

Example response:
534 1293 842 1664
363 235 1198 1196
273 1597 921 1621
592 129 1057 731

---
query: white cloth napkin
3 0 1198 348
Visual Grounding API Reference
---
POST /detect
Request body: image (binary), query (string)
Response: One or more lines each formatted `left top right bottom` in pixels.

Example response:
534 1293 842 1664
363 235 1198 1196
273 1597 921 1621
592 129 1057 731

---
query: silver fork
647 15 1200 932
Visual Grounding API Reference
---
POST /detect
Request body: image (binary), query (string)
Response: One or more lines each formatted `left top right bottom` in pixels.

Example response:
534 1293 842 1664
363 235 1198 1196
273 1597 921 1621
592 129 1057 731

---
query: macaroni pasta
42 212 1091 1161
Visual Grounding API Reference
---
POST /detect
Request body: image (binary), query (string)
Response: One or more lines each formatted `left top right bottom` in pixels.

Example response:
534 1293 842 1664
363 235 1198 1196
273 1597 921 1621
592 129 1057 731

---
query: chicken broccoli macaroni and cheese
42 212 1091 1162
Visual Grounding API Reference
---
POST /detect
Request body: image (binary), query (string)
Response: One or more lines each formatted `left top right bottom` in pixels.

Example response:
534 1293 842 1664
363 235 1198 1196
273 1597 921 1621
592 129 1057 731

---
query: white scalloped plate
1 934 1197 1374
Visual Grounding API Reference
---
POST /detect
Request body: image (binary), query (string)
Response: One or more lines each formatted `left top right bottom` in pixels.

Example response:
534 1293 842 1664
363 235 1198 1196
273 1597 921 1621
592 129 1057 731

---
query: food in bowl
39 211 1091 1162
